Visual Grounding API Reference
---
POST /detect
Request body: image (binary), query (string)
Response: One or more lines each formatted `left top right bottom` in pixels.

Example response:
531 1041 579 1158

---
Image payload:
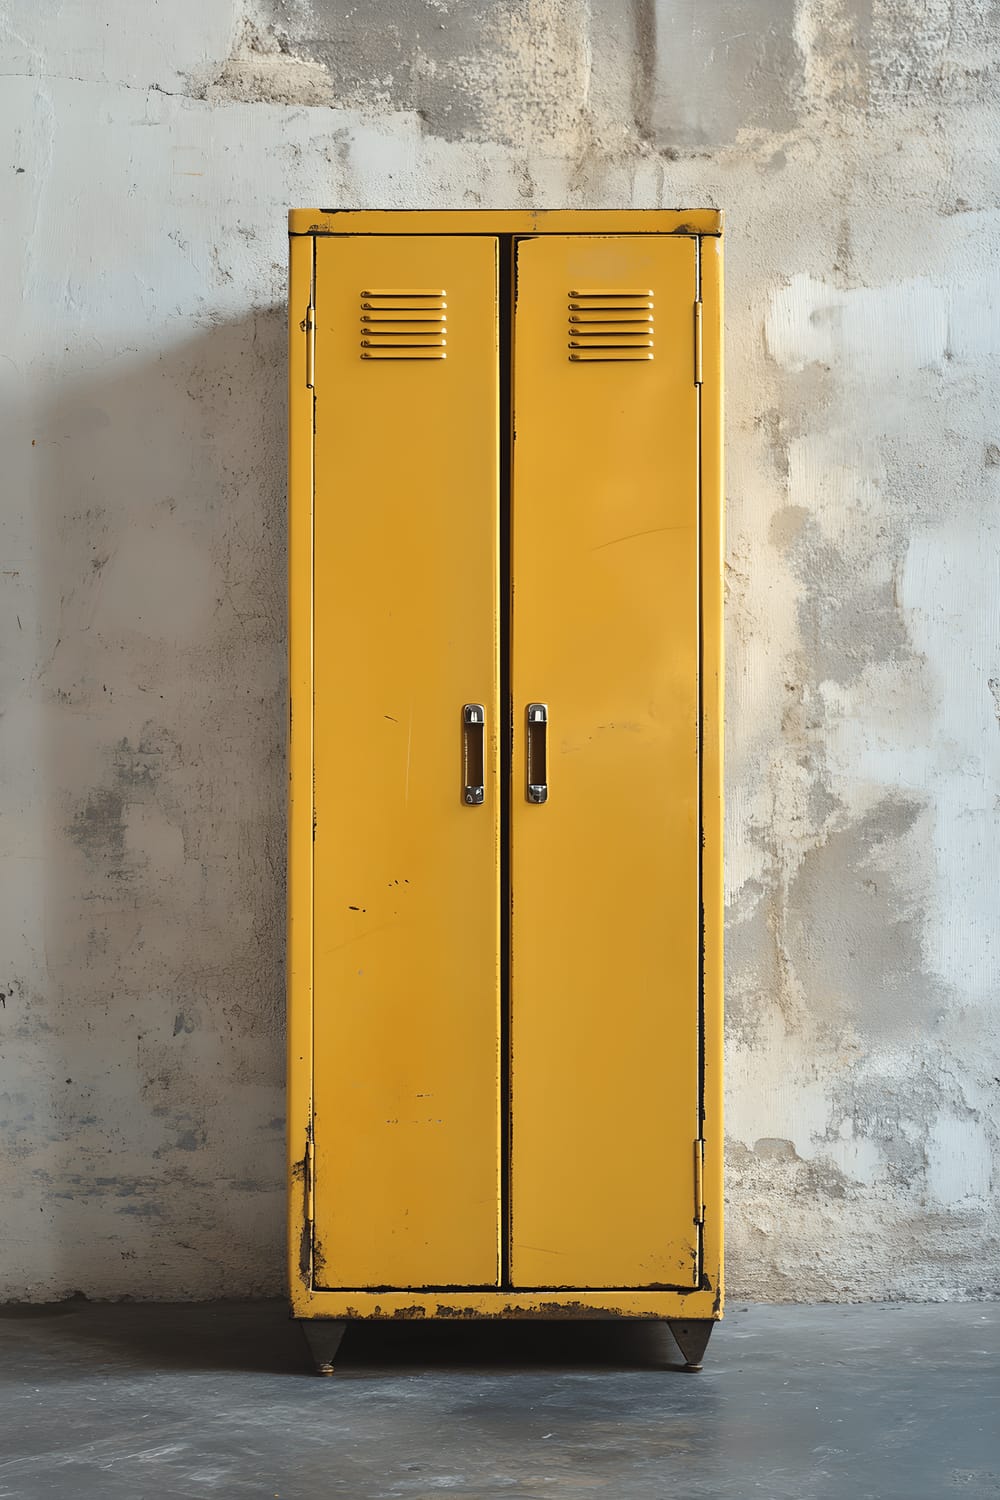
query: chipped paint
1 0 998 1304
190 18 334 107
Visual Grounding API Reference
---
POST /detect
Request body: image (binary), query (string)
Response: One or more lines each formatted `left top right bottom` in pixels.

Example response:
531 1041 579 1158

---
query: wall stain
68 789 126 862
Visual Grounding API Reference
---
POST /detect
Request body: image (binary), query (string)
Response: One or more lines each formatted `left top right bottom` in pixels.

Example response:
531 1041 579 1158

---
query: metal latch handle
526 703 548 803
463 704 485 805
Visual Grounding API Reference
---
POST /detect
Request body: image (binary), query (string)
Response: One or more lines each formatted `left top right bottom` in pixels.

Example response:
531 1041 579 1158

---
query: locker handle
463 705 485 805
526 703 548 803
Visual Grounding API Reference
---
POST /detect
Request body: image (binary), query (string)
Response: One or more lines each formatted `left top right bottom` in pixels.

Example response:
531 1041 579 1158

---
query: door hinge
304 302 316 389
305 1136 315 1224
693 300 703 386
694 1138 705 1225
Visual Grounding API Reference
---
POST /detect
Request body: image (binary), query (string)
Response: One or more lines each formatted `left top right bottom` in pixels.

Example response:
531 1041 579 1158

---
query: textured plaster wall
1 0 998 1301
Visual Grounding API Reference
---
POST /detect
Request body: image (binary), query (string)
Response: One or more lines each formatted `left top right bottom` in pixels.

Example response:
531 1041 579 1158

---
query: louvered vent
568 289 653 362
360 289 447 360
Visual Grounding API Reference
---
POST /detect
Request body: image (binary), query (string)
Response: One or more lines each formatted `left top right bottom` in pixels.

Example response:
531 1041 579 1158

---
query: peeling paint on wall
242 0 593 146
0 0 998 1302
191 18 335 108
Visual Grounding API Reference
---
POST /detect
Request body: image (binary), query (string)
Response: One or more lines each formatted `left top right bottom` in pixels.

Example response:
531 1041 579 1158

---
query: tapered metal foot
667 1318 715 1370
300 1319 347 1376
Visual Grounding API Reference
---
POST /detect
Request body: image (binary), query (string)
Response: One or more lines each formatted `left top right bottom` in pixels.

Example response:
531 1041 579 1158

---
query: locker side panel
700 234 725 1311
510 234 701 1289
288 232 316 1304
311 235 501 1289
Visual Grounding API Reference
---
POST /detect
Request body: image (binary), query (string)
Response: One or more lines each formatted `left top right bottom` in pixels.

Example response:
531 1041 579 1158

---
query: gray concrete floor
1 1300 998 1499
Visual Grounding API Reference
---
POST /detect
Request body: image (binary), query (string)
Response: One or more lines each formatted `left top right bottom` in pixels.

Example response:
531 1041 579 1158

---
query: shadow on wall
24 309 288 1298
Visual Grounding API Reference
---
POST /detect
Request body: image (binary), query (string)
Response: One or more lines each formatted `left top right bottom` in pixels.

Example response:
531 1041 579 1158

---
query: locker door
312 236 501 1288
510 234 701 1289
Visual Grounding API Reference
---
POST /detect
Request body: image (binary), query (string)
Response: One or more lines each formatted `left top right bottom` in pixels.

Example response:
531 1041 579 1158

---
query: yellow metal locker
288 210 724 1373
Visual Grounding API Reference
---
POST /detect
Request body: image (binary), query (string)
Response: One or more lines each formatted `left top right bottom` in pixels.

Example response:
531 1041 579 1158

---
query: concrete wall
1 0 997 1302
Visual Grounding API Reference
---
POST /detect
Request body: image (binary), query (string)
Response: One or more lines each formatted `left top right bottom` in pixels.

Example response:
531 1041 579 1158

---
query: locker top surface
288 208 723 236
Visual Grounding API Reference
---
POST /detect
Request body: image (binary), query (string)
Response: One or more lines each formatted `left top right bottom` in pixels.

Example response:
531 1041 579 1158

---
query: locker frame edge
287 212 724 1324
289 207 723 237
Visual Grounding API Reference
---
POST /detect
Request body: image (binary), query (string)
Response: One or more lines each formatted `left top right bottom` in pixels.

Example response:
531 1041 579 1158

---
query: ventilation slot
360 289 447 360
567 289 653 362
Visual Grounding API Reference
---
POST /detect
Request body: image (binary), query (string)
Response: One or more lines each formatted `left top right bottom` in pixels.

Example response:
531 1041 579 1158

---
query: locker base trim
291 1287 722 1321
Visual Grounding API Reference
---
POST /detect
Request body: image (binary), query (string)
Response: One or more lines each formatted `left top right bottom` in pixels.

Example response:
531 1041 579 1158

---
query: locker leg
300 1319 348 1376
667 1319 715 1371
